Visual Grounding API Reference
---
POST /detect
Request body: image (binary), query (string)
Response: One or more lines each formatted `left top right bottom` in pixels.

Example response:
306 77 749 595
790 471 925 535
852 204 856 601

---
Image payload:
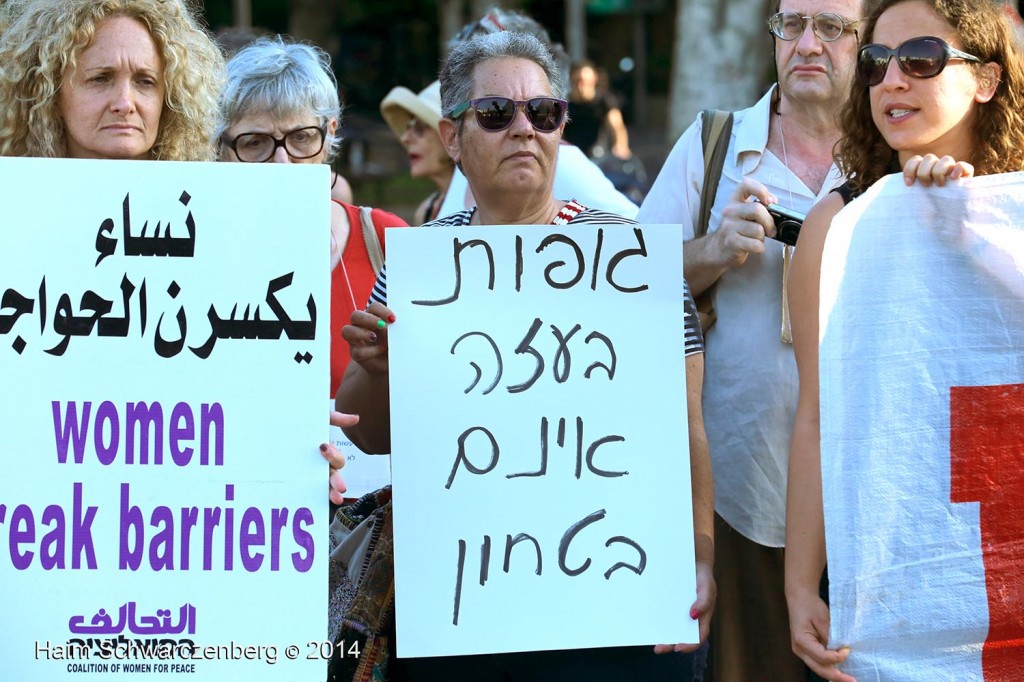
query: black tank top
833 182 860 205
833 157 901 205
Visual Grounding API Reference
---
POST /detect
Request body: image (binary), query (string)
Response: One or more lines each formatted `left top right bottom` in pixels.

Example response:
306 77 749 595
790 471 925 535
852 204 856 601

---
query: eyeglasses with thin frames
767 12 860 42
447 97 568 133
222 126 326 163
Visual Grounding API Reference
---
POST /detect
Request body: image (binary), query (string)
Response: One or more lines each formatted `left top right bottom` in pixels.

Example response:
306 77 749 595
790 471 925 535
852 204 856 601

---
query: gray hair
440 31 566 123
450 7 571 94
216 35 342 161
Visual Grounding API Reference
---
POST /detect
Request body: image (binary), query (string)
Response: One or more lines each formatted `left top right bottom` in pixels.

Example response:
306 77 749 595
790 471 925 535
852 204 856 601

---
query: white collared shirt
638 86 845 546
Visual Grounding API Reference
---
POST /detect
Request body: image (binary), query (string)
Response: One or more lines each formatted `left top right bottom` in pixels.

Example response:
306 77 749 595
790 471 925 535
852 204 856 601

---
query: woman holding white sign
336 30 714 681
785 1 1024 680
0 0 224 161
0 2 355 512
215 35 410 399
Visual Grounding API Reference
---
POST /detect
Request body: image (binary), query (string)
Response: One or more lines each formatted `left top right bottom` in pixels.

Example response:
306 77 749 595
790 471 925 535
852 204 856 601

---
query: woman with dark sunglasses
434 7 640 220
785 1 1024 681
216 36 409 399
335 30 714 682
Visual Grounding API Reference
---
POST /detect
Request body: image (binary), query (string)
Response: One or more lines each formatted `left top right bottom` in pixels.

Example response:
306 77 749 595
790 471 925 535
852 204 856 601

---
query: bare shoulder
331 172 354 205
330 199 350 230
798 191 846 254
790 190 847 287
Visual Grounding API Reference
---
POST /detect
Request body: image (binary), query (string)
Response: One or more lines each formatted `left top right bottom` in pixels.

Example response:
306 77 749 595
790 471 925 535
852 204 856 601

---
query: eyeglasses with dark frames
447 97 568 133
857 36 982 87
222 126 326 163
767 12 860 42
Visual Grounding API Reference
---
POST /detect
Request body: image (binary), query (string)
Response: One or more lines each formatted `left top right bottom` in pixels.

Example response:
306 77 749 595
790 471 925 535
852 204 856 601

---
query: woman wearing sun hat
380 80 455 224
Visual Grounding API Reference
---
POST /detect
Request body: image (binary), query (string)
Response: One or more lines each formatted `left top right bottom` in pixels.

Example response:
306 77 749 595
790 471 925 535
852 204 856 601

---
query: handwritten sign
386 222 698 658
0 157 332 679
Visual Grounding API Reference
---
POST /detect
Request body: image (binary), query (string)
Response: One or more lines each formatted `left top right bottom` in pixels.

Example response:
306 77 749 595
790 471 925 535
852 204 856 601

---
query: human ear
974 62 1002 103
439 117 461 165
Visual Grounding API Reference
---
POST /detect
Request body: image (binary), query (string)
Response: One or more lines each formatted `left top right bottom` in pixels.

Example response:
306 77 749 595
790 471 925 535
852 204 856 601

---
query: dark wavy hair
838 0 1024 191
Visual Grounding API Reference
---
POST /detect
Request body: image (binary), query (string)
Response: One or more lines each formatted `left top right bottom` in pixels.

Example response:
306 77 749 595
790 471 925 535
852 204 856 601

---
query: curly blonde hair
0 0 225 160
838 0 1024 192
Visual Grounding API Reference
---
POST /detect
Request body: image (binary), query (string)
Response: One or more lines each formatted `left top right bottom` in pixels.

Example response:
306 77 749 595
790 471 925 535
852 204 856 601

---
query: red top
330 201 408 396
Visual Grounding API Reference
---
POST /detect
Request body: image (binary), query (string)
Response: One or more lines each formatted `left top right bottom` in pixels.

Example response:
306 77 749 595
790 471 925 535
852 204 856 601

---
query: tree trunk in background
288 0 339 54
565 0 587 63
470 0 492 22
233 0 251 29
439 0 465 54
668 0 772 141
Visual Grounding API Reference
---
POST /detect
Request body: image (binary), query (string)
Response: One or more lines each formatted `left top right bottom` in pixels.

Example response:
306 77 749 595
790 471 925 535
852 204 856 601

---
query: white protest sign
0 157 336 679
818 173 1024 679
386 222 697 658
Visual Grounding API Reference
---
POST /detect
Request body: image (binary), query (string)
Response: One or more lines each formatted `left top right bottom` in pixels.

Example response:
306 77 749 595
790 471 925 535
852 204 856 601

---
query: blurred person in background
380 80 454 224
564 60 648 203
564 59 633 160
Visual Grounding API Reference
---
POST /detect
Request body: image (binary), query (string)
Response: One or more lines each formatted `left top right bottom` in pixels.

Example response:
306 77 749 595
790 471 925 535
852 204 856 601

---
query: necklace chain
775 102 796 345
776 109 796 208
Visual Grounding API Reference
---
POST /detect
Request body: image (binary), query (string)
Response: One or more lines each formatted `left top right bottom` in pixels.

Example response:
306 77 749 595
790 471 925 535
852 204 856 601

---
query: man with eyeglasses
637 1 862 681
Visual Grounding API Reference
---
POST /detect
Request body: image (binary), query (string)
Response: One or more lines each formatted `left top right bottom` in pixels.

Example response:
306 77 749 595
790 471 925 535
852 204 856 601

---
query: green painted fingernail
377 319 386 329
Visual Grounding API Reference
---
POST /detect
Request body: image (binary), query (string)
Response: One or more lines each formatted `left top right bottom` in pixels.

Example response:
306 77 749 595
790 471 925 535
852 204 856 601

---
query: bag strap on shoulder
358 206 385 275
697 109 734 239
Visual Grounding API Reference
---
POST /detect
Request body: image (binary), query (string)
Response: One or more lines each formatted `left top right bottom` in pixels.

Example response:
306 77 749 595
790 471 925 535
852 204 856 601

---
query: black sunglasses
857 36 982 86
448 97 568 133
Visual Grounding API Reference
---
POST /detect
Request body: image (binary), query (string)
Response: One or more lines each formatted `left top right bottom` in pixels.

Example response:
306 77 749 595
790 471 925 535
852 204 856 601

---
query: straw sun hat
379 80 442 139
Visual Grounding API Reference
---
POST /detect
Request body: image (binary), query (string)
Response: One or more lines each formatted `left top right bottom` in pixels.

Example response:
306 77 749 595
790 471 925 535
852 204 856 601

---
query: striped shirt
369 202 704 356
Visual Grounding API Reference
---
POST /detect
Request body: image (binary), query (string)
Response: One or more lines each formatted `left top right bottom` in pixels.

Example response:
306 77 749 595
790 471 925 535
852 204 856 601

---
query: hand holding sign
901 153 975 188
321 411 359 504
654 538 716 654
343 302 394 377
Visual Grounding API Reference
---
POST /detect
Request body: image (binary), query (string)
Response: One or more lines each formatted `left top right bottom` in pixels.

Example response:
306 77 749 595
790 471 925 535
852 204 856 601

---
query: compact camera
766 204 805 246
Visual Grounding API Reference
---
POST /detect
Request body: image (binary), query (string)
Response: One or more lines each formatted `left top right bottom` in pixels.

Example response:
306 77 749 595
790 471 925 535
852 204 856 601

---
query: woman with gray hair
218 35 408 398
336 30 713 681
216 34 353 203
217 36 345 168
434 7 640 219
